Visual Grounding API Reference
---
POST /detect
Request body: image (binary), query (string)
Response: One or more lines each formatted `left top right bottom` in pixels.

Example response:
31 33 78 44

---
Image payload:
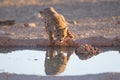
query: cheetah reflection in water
45 47 74 75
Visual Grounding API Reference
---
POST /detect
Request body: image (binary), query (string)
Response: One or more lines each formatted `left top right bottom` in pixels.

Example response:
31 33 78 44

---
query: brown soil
0 72 120 80
0 0 120 46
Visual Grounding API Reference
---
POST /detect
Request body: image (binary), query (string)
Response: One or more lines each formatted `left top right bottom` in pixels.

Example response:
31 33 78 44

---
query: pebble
85 33 89 36
24 23 36 28
36 13 41 18
69 21 77 25
80 35 84 38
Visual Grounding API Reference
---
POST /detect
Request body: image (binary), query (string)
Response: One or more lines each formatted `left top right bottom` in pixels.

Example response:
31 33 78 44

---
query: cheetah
39 7 75 45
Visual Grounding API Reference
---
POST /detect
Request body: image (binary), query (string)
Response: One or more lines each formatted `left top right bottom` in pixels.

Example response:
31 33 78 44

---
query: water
0 47 120 76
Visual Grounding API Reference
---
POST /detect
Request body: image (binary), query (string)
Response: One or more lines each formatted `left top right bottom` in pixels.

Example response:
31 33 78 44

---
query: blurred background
0 0 119 6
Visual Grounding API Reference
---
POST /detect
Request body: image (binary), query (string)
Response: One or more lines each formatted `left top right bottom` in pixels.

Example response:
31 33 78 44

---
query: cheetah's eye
62 35 64 37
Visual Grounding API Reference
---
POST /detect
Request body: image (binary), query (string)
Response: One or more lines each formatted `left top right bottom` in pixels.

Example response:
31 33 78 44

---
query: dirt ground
0 72 120 80
0 73 120 80
0 0 120 40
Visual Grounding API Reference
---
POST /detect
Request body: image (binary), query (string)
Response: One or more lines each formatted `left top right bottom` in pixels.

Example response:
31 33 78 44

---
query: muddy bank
0 36 120 47
0 37 48 47
0 73 120 80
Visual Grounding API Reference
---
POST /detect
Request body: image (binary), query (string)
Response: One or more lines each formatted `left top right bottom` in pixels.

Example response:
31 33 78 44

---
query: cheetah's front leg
48 32 55 46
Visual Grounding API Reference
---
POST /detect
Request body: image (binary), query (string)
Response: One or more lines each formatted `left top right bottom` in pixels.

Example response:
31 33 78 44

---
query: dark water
0 47 120 76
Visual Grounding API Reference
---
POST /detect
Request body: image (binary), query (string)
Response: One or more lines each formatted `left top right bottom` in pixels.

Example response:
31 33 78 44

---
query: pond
0 47 120 76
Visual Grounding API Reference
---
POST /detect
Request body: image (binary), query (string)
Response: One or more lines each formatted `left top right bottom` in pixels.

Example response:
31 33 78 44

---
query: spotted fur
40 7 75 45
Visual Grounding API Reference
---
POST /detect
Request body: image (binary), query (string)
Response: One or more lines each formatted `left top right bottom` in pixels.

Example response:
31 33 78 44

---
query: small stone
85 33 89 36
36 13 41 18
73 21 77 24
34 59 38 61
80 35 84 38
92 30 96 33
69 21 77 25
24 23 36 28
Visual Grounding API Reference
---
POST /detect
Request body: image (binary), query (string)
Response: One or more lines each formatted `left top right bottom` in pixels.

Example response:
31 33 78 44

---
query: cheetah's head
55 27 68 43
39 7 57 18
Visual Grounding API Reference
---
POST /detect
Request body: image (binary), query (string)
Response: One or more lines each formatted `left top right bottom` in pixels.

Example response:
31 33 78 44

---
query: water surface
0 47 120 76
